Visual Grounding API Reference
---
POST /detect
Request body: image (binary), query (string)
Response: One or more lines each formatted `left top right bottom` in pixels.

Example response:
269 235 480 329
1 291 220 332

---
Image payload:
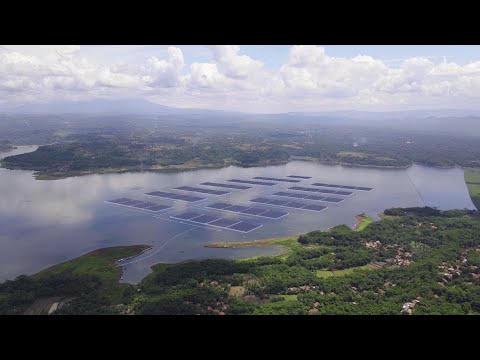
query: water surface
0 146 475 283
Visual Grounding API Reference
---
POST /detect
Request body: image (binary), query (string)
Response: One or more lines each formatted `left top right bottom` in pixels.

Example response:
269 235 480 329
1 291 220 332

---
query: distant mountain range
5 98 480 120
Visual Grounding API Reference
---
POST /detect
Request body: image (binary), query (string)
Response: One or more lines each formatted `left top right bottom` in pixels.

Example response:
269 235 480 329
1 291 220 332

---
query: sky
1 45 480 113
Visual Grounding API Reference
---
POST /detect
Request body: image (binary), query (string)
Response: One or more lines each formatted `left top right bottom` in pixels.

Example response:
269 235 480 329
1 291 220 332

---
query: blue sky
2 45 480 112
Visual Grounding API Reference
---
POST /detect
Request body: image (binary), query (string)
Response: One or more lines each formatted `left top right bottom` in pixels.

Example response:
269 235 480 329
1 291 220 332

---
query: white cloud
1 45 480 112
207 45 263 79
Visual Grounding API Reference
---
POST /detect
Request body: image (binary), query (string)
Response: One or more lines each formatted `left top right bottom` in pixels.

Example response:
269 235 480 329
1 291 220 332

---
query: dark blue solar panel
339 185 357 190
273 192 292 197
171 212 202 220
121 200 142 206
259 210 288 219
241 207 268 215
312 183 330 187
285 202 308 208
253 177 300 183
108 198 132 204
228 222 262 233
287 175 312 179
190 214 222 224
148 205 171 212
322 197 343 203
317 189 336 194
207 202 231 210
175 186 229 195
250 197 272 204
303 204 327 211
209 218 242 227
132 202 157 209
306 195 325 201
224 205 251 212
268 199 291 206
334 190 352 196
355 186 373 191
201 182 251 190
228 179 276 186
286 193 308 198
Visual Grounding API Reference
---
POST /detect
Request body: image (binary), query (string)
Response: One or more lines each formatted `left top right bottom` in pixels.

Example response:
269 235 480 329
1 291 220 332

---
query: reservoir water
0 146 476 283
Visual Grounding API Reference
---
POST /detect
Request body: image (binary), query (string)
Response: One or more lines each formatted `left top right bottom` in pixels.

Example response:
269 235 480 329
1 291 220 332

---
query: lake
0 146 476 283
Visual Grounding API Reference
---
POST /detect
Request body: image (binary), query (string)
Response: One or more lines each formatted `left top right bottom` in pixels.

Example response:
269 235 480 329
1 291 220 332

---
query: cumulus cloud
1 44 480 112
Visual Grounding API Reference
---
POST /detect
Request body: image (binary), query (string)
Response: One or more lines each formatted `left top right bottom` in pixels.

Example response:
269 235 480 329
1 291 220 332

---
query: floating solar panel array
250 197 328 212
273 191 344 203
106 198 172 212
253 176 300 183
289 186 353 196
170 211 262 233
201 182 251 190
312 183 373 191
145 191 205 202
206 202 288 219
228 179 276 186
174 186 229 195
287 175 312 179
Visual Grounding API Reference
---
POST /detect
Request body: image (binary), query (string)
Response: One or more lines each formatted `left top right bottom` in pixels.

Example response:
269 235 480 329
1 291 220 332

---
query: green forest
1 207 480 315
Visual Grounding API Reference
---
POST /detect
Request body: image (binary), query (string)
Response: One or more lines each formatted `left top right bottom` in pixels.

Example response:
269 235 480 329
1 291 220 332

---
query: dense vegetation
1 207 480 315
0 246 146 315
2 114 480 178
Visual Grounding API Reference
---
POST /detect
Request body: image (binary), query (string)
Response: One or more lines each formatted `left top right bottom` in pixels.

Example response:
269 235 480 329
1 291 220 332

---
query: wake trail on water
118 226 199 266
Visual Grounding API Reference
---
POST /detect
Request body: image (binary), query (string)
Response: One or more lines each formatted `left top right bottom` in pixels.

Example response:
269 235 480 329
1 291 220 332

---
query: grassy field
465 169 480 210
316 264 373 278
355 214 374 231
33 245 149 302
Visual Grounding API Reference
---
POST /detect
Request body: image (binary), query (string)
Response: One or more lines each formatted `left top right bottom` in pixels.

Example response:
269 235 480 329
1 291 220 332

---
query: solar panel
146 191 205 202
268 199 291 206
175 186 229 195
121 200 143 206
285 201 308 208
272 191 290 196
273 192 308 199
355 186 373 191
250 197 272 204
241 207 268 215
228 179 276 186
171 211 203 220
258 210 288 219
201 182 251 190
207 202 231 210
190 214 222 224
312 183 330 187
287 175 312 179
305 195 325 201
209 218 241 227
289 186 317 192
147 205 171 212
132 202 157 209
322 197 343 203
228 222 262 233
317 189 336 194
253 177 300 183
334 190 353 196
107 198 132 205
302 204 327 212
339 185 357 190
224 205 251 212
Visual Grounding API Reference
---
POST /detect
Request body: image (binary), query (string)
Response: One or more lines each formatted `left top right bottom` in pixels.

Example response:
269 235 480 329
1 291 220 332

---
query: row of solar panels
170 212 262 233
206 202 288 219
273 192 344 203
106 198 172 212
250 197 328 212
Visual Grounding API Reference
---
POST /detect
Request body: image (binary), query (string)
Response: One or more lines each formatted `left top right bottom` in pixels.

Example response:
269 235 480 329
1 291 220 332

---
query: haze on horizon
2 45 480 114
